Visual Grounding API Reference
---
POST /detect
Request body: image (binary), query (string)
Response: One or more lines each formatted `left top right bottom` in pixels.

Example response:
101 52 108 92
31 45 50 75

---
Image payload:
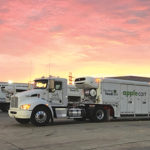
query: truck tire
92 108 106 122
15 118 30 124
30 106 51 126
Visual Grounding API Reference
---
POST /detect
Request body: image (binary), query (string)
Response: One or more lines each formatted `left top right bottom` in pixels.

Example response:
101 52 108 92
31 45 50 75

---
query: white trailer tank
75 77 150 118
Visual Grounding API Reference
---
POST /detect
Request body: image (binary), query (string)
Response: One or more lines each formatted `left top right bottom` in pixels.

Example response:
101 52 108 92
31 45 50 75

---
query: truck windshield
34 80 48 89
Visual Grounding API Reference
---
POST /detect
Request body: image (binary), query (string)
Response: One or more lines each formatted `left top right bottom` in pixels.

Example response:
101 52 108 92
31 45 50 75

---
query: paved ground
1 112 150 150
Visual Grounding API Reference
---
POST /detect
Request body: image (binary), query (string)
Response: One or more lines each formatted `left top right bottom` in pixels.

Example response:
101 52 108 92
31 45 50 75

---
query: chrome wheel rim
96 109 104 120
35 111 47 123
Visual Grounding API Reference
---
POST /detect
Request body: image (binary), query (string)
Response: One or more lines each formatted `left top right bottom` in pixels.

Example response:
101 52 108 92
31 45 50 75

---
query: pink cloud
0 0 150 81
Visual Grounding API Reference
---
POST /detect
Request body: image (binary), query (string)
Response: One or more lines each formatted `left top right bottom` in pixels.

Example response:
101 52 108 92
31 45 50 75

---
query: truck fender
20 98 54 122
31 104 54 123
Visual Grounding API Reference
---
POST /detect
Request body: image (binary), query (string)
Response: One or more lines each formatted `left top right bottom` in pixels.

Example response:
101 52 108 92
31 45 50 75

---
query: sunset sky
1 0 150 83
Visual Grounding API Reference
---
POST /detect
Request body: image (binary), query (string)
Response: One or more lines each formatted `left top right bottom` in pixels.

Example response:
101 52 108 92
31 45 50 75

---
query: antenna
48 63 50 76
28 61 33 89
48 56 52 76
29 61 32 83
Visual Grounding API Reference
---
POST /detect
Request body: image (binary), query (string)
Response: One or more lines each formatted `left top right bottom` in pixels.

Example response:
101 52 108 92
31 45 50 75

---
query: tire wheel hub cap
35 111 47 123
96 110 104 120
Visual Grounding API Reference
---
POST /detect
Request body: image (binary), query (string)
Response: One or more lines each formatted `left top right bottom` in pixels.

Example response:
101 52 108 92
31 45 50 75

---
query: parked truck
9 76 83 126
0 83 31 112
9 76 150 126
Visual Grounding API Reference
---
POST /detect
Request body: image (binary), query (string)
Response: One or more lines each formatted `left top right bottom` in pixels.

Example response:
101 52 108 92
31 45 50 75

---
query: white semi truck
9 76 150 126
9 76 83 126
0 83 30 112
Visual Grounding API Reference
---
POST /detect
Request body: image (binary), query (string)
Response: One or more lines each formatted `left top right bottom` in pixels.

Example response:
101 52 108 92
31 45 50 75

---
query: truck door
127 85 135 114
120 85 128 114
49 81 63 106
135 86 142 114
141 86 148 114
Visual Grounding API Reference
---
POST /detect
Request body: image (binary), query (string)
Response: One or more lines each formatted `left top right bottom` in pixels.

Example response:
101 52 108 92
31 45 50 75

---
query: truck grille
11 97 18 108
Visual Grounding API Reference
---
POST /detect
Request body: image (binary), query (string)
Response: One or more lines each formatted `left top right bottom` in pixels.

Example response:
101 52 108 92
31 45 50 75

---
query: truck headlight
20 104 31 110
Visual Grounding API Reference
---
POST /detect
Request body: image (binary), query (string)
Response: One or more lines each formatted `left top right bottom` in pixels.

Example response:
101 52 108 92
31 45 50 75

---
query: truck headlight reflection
20 104 31 110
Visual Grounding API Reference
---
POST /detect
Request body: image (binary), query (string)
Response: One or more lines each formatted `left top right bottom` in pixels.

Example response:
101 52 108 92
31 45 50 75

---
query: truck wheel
92 108 106 122
15 118 30 124
30 106 51 126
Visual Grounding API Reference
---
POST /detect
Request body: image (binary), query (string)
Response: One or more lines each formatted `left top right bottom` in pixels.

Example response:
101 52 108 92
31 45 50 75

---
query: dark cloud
27 8 50 22
133 11 149 18
136 0 150 3
127 19 139 24
49 25 64 32
0 8 9 13
0 0 9 5
0 19 5 24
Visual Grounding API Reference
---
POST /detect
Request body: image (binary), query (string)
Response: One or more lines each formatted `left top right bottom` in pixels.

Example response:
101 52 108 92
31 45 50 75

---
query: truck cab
9 76 83 126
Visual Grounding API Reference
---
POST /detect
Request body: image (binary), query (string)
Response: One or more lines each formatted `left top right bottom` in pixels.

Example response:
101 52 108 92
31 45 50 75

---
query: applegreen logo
123 90 146 97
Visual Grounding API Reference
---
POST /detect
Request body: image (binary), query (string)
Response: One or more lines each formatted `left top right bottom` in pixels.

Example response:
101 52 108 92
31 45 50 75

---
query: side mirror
49 80 55 92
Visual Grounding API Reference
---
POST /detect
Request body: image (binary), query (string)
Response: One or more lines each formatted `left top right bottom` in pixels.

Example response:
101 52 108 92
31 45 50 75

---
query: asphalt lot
1 112 150 150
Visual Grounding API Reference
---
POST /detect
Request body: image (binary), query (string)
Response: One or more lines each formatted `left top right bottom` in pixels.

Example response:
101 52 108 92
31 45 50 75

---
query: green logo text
123 90 146 97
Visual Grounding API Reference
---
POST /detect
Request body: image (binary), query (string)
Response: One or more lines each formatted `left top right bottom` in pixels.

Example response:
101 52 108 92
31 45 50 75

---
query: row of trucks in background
8 75 150 126
0 82 31 112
